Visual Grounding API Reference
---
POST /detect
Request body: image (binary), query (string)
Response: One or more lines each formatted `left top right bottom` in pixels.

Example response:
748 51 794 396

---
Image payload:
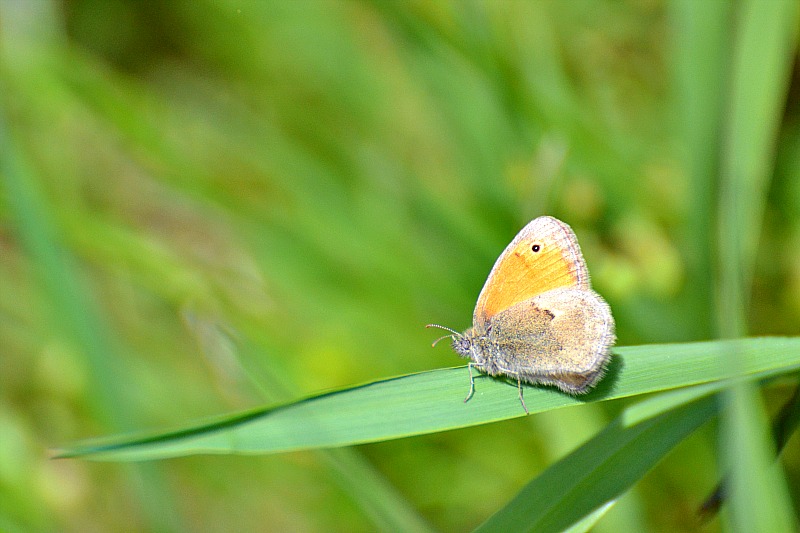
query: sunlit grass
2 1 799 531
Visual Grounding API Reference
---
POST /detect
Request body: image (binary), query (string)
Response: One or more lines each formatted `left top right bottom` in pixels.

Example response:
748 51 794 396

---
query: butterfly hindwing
484 287 615 393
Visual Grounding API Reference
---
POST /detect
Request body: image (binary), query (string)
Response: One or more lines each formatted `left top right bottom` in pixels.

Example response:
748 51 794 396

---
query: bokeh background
2 1 799 531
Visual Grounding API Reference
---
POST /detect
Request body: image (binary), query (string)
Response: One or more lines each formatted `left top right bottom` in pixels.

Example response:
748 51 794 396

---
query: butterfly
429 216 615 413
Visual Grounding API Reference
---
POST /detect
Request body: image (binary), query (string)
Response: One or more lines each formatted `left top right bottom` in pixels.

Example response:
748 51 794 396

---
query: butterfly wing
485 287 615 393
473 216 590 329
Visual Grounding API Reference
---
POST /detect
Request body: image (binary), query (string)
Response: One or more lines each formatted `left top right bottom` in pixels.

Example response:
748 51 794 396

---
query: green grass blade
474 396 717 533
0 105 182 531
320 448 434 533
561 501 616 533
716 0 800 530
670 0 731 340
55 337 800 461
717 0 799 328
774 386 800 452
230 332 435 533
723 383 796 532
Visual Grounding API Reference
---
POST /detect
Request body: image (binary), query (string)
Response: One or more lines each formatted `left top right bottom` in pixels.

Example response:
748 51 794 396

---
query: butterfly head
426 323 481 362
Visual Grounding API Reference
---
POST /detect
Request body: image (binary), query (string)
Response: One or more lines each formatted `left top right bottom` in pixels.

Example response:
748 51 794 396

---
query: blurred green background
2 1 799 531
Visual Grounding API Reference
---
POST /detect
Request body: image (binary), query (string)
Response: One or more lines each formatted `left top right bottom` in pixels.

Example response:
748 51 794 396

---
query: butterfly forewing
473 217 590 328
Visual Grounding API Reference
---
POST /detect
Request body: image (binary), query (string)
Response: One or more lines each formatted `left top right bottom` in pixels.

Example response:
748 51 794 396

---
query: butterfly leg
517 378 529 414
464 362 475 403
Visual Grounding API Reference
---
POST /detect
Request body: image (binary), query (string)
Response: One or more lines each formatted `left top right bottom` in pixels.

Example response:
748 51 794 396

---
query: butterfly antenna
426 324 462 347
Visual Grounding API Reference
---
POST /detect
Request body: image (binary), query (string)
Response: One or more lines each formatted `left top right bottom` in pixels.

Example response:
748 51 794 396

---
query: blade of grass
562 501 616 533
474 395 717 533
718 0 798 333
722 384 796 532
55 337 800 461
0 102 181 531
225 326 434 533
774 385 800 452
716 1 800 530
319 448 433 533
700 384 800 518
670 0 731 340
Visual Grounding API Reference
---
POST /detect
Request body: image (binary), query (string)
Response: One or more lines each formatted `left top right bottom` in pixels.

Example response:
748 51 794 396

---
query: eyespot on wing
473 216 590 328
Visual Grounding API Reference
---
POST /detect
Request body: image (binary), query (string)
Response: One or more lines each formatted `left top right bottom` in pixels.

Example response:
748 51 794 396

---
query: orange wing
473 216 590 328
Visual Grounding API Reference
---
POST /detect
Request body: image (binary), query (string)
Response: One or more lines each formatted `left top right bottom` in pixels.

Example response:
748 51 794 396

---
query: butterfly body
433 216 615 409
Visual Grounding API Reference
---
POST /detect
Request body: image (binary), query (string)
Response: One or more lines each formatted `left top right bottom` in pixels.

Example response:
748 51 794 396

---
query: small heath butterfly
429 216 615 412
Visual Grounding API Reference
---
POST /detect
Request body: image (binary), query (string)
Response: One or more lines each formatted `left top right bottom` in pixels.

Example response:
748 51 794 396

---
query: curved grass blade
229 328 435 533
56 337 800 461
671 0 731 340
723 383 796 532
716 0 800 529
474 395 717 533
1 103 180 530
562 500 616 533
700 384 800 519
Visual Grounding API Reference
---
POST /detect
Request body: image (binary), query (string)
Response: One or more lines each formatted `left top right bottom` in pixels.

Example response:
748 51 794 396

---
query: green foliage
2 1 800 531
55 339 800 461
